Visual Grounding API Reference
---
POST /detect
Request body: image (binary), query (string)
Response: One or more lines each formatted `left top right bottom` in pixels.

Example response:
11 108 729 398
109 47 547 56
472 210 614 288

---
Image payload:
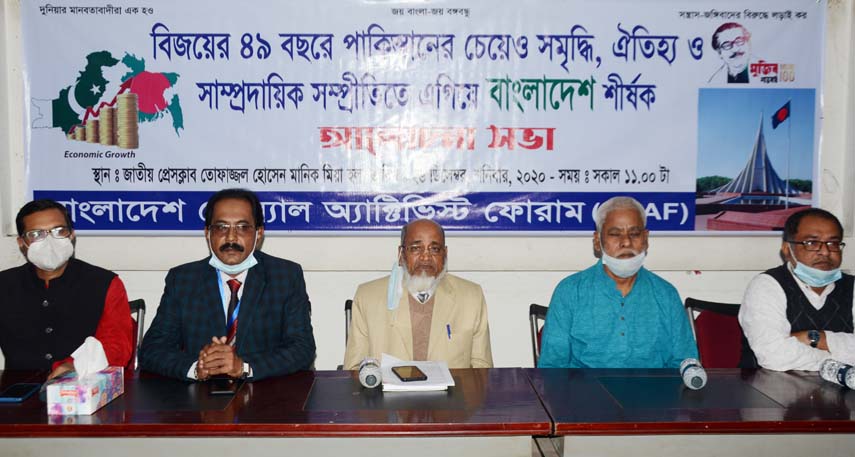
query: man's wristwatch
808 329 821 348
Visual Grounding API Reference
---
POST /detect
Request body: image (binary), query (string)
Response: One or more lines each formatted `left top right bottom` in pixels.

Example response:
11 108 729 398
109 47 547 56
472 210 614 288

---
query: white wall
0 0 854 370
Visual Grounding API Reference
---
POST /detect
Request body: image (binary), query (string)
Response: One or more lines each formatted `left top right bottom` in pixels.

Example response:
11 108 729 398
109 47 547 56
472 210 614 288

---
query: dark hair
203 188 264 227
16 199 74 237
711 22 746 50
783 208 843 241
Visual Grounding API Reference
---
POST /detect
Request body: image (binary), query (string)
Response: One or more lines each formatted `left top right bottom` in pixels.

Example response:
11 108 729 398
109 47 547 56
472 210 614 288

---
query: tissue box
46 366 124 415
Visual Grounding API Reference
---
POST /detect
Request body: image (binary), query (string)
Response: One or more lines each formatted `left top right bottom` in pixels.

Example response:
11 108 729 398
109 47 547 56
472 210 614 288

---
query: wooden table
0 368 551 457
526 368 855 457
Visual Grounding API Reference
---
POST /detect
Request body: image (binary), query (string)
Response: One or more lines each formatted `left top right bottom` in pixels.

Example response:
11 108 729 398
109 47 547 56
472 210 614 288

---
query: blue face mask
387 261 404 310
790 259 841 287
208 232 258 275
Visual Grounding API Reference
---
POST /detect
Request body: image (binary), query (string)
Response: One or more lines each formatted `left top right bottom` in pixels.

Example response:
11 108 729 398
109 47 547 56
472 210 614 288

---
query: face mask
208 232 258 275
790 257 841 288
601 248 646 279
387 262 404 310
27 236 74 271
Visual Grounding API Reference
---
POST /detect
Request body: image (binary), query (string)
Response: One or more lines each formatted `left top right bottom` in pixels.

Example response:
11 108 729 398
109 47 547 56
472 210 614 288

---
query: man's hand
198 336 244 378
791 330 828 351
47 361 74 381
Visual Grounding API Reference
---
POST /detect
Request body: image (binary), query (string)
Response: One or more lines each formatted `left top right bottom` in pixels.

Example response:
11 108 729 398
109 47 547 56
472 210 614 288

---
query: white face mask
207 232 259 275
27 236 74 271
600 240 646 279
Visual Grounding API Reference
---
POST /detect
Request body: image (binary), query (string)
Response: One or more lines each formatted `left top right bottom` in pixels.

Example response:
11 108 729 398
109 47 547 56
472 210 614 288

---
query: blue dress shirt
538 260 697 368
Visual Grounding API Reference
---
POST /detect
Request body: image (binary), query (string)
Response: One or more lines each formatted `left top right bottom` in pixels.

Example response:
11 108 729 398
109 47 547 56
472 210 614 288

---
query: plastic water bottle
680 358 707 390
358 358 382 389
819 359 855 389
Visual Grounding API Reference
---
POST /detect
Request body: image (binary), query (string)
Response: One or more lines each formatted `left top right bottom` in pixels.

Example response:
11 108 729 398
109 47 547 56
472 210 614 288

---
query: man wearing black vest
740 209 855 370
0 200 133 379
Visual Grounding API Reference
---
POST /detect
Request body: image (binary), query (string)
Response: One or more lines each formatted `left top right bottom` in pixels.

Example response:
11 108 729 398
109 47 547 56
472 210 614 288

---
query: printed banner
22 0 825 233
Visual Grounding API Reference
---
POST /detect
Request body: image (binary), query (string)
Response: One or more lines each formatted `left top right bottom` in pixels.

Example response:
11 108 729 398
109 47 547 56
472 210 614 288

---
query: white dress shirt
739 267 855 371
187 270 251 379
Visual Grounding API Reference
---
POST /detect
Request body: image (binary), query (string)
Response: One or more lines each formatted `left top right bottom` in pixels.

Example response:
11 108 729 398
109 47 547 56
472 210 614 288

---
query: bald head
400 219 445 247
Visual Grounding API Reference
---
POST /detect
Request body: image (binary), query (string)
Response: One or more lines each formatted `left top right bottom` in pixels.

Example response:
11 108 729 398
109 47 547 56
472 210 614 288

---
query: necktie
417 292 429 303
226 279 241 346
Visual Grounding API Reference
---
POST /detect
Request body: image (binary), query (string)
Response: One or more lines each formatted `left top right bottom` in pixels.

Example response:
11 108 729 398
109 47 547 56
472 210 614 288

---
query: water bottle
358 358 382 389
680 358 707 390
819 359 855 389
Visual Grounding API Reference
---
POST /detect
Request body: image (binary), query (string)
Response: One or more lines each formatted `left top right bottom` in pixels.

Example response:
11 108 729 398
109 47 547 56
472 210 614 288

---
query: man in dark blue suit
140 189 315 380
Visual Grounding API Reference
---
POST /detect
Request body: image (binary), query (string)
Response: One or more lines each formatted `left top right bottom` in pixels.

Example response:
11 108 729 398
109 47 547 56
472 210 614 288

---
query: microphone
680 358 707 390
820 359 855 389
358 358 382 389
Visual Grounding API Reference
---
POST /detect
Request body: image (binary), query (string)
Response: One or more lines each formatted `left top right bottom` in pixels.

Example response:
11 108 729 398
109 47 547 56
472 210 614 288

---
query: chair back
684 298 742 368
335 299 354 371
529 304 548 366
344 299 353 344
128 298 146 372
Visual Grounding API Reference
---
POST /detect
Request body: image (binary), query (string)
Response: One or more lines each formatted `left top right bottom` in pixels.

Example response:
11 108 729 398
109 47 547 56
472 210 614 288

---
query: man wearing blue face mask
740 209 855 371
538 196 697 368
139 188 316 380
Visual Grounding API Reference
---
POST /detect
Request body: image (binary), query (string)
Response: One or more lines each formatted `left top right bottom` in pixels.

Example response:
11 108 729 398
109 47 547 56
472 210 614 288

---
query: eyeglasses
719 35 748 51
22 226 72 243
209 223 256 236
787 240 846 252
402 244 445 257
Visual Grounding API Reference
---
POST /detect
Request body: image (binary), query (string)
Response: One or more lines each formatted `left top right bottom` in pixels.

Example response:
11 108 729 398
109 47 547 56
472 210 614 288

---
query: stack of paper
380 354 456 392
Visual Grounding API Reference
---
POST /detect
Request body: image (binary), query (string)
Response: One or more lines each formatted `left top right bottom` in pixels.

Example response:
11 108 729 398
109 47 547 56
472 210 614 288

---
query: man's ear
781 241 793 265
592 231 602 258
256 226 265 249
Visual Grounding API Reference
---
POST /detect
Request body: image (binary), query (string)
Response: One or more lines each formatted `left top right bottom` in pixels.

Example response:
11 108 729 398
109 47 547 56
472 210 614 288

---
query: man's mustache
219 243 244 253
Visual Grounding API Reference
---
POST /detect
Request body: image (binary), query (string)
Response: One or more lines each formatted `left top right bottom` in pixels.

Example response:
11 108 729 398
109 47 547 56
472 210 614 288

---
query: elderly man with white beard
538 196 697 368
343 219 493 369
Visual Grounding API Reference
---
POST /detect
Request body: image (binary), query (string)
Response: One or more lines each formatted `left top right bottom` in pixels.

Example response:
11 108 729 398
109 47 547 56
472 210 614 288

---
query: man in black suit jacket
140 189 315 381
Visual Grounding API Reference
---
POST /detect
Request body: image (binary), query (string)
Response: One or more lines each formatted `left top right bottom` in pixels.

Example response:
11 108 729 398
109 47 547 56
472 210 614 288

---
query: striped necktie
226 279 241 346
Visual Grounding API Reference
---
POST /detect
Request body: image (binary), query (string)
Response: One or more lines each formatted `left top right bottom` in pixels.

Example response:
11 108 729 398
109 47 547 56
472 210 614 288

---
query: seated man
740 209 855 370
343 219 493 369
0 199 132 378
538 196 697 368
140 188 315 381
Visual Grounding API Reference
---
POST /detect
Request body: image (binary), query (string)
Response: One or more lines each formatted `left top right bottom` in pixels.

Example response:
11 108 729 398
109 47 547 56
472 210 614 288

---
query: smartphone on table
0 383 42 403
391 365 428 382
207 375 243 396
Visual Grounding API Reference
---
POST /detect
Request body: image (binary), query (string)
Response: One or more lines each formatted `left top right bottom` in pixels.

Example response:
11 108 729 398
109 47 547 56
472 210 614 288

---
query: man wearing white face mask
538 196 697 368
139 189 315 381
0 200 132 379
740 209 855 371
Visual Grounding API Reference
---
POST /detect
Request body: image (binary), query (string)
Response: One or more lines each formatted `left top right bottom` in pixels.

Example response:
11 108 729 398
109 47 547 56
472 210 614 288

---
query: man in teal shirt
538 196 697 368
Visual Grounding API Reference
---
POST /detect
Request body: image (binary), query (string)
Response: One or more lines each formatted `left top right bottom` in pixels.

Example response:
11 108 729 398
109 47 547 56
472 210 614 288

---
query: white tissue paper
71 337 109 378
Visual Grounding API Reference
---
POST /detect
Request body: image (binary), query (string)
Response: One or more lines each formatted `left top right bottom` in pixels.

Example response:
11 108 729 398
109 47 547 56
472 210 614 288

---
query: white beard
403 264 448 300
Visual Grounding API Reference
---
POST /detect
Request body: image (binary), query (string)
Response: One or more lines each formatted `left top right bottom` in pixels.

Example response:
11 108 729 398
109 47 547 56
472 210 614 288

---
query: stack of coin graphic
74 125 85 141
117 92 139 149
85 119 99 143
99 107 116 145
